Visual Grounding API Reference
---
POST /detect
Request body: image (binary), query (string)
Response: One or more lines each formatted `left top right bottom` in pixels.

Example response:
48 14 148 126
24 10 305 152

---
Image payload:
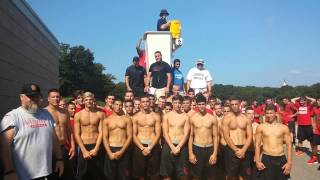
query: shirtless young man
222 98 253 180
103 93 115 116
46 89 75 179
246 107 259 179
183 96 197 117
132 95 162 180
103 99 132 180
214 103 227 180
124 100 134 117
160 95 190 180
74 92 105 180
255 105 292 180
189 94 219 180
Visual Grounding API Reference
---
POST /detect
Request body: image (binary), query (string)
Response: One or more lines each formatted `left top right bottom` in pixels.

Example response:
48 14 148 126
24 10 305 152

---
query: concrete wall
0 0 59 117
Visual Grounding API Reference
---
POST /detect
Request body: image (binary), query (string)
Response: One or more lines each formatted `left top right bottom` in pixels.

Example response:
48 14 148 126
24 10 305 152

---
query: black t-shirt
149 61 171 88
157 18 169 31
125 65 146 88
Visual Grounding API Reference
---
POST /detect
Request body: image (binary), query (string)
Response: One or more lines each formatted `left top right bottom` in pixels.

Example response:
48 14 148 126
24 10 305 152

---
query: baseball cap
133 56 139 62
196 59 205 64
21 83 41 97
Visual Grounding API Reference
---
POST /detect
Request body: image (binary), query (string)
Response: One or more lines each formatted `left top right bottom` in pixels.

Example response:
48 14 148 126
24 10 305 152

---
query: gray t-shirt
0 107 55 180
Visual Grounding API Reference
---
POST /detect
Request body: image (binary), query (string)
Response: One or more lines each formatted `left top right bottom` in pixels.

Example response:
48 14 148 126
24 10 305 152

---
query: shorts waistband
172 139 180 144
141 140 152 145
193 143 213 148
262 153 286 158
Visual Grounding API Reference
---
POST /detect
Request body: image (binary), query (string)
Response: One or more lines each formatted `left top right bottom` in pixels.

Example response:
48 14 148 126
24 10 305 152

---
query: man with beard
103 99 132 180
132 95 161 180
189 94 218 180
222 97 253 180
74 92 105 180
46 89 76 179
0 83 64 180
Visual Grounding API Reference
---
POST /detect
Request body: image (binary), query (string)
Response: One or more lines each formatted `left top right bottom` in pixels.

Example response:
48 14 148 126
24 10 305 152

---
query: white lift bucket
143 31 173 72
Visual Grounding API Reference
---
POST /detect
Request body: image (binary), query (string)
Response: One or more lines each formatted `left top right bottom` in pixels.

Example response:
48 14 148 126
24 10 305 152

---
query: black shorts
224 145 251 178
132 144 161 178
216 144 228 180
189 144 218 180
256 154 290 180
288 121 295 134
313 134 320 145
297 125 313 142
76 144 104 180
52 145 75 180
132 87 146 98
160 143 189 178
104 146 130 180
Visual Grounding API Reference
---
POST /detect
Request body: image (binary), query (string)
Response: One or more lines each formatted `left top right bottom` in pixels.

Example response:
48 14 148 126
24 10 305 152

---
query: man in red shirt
73 90 84 113
312 97 320 167
291 96 317 164
251 100 262 123
102 93 115 117
282 97 298 145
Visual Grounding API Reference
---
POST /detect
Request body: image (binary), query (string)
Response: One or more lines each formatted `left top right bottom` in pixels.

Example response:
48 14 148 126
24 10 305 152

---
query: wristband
4 169 15 175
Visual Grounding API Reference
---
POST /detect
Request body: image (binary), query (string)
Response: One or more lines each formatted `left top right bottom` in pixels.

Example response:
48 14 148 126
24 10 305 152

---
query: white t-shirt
186 67 212 89
0 107 55 180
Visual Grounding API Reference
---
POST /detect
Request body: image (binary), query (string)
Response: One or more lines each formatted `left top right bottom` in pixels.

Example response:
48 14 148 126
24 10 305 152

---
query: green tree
59 43 115 99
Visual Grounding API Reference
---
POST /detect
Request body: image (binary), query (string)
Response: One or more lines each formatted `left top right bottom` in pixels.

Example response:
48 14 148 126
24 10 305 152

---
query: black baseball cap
21 83 41 97
133 56 139 62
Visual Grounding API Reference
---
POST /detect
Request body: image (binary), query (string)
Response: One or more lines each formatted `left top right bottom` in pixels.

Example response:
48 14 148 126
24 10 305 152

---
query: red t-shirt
102 108 113 117
75 105 83 113
295 102 314 126
252 105 262 123
139 50 147 69
278 111 291 125
69 117 75 133
194 108 214 115
313 107 320 135
283 103 297 122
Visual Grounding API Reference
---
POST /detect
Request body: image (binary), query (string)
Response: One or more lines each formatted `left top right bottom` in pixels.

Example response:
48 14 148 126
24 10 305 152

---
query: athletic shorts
256 154 290 180
76 144 104 180
160 143 189 178
132 144 161 178
189 144 217 180
104 146 130 180
216 144 227 180
288 121 295 134
297 125 313 142
52 145 75 180
224 145 251 178
312 134 320 145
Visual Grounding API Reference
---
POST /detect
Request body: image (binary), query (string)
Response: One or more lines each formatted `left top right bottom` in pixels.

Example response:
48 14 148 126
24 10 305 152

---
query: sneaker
295 151 304 156
307 156 319 165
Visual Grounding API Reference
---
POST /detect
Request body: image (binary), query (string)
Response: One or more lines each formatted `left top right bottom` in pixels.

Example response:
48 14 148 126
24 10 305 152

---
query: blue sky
27 0 320 87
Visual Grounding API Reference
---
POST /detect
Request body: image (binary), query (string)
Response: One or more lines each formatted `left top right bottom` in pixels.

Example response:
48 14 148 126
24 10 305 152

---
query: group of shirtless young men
48 88 292 180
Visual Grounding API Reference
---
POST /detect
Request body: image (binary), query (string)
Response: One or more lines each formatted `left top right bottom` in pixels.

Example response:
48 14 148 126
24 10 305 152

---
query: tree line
59 44 320 102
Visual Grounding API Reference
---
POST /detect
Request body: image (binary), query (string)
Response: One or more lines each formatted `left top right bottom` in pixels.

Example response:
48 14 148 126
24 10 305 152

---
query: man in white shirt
186 59 213 96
